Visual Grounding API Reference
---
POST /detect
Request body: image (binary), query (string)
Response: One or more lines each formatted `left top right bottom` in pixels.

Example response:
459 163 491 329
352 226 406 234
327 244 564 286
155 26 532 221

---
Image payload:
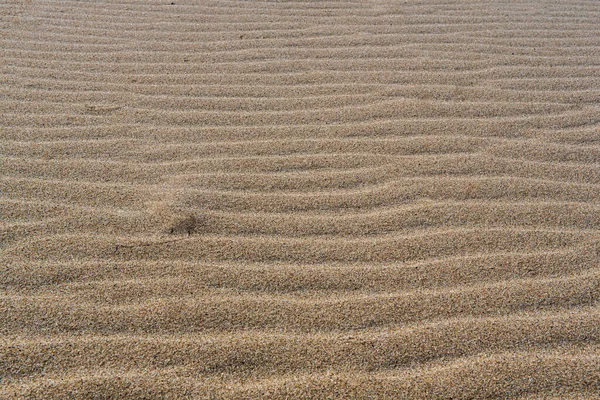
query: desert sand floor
2 0 600 398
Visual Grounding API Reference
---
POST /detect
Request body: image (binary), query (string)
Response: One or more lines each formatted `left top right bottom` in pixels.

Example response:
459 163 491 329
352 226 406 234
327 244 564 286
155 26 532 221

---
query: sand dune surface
2 0 600 398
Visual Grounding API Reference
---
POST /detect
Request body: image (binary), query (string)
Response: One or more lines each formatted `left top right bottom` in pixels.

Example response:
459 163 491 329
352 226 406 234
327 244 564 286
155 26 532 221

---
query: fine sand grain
2 0 600 398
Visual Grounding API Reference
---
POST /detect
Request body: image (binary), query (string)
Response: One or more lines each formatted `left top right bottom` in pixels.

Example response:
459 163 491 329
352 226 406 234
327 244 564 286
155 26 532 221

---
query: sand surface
2 0 600 398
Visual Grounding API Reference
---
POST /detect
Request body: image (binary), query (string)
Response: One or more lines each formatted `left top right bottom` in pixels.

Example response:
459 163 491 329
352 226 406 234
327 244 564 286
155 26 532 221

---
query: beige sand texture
1 0 600 398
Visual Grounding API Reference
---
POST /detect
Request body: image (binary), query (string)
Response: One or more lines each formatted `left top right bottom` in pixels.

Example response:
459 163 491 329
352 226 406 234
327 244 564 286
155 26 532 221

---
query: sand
1 0 600 398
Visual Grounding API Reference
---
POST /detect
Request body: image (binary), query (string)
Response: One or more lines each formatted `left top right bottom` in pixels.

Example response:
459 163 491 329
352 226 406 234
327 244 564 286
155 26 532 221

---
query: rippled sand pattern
2 0 600 398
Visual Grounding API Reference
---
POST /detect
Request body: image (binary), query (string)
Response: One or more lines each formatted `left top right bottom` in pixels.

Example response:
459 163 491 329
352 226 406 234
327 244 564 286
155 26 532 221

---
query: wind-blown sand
1 0 600 398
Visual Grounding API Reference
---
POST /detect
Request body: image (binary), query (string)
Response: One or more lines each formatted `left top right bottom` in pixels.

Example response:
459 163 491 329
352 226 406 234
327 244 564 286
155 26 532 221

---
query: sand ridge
2 0 600 398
